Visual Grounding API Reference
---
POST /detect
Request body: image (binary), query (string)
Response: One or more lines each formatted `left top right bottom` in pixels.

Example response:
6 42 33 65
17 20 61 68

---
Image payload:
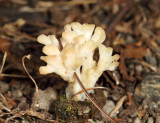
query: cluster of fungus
37 22 119 101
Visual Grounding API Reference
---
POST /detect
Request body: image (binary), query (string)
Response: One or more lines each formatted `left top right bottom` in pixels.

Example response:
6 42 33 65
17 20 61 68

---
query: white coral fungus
37 22 119 101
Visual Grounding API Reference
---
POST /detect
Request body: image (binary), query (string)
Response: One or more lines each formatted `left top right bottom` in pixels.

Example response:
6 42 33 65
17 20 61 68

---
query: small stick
133 60 157 72
74 72 117 123
0 73 28 78
0 52 7 74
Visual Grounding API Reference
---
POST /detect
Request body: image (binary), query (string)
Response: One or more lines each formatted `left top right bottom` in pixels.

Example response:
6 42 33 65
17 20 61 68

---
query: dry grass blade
0 102 11 112
22 55 39 107
133 60 157 72
74 72 117 123
110 95 127 117
0 93 8 106
0 52 7 74
0 73 28 78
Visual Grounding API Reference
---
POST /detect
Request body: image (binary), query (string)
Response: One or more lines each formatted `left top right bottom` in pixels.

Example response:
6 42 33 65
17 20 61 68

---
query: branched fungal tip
37 22 119 101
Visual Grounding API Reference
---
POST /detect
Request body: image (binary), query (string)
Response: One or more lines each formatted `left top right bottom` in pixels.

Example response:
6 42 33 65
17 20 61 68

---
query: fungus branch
37 22 119 123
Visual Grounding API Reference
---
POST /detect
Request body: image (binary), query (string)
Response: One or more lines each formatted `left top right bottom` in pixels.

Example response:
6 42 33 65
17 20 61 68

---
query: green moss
54 95 78 123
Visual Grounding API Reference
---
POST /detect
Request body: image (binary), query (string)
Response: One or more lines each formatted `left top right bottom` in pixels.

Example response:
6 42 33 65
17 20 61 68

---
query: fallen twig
0 52 7 74
132 59 157 72
0 73 28 78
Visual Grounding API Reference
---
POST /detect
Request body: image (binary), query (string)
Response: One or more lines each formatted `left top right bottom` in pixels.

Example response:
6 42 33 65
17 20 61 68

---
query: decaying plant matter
37 22 119 101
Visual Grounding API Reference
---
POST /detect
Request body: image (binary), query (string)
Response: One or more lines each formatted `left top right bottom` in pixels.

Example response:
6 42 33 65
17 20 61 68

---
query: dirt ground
0 0 160 123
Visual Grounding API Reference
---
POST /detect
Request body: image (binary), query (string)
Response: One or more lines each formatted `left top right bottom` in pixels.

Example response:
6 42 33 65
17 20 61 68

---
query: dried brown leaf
121 42 146 59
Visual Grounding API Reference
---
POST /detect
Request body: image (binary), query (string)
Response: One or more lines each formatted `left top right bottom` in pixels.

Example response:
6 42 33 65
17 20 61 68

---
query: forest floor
0 0 160 123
